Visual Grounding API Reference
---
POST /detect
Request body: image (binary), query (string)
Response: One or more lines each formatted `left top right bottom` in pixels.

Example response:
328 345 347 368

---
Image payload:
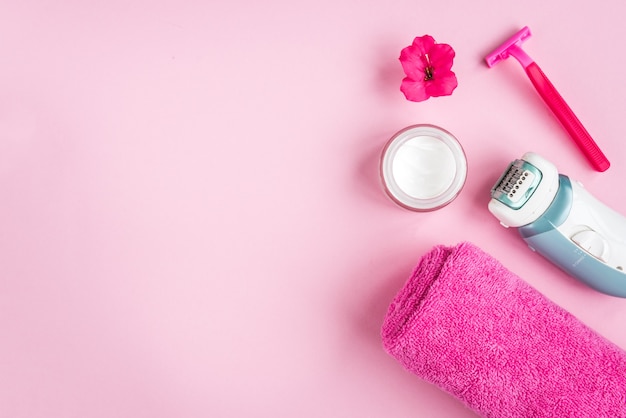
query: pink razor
486 26 610 172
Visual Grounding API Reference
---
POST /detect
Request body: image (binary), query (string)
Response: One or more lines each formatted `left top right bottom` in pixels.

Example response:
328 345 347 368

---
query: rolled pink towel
382 242 626 418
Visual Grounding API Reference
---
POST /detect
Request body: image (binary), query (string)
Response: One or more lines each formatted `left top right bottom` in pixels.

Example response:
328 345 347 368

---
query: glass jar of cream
380 124 467 211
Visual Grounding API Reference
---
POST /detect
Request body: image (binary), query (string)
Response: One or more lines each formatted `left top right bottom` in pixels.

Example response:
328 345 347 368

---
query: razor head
491 158 542 209
485 26 532 67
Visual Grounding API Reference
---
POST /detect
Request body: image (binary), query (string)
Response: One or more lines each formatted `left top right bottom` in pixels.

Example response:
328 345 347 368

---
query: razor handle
526 63 610 172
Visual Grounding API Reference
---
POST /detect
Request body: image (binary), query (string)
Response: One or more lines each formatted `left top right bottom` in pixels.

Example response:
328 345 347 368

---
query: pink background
2 1 626 417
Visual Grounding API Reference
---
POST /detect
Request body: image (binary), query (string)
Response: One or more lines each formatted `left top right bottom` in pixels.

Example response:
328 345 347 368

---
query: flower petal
425 71 458 97
427 43 455 72
411 35 436 56
399 35 435 79
399 45 427 80
400 77 430 102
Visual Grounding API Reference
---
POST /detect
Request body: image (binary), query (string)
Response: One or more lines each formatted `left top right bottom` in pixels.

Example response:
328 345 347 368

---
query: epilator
488 152 626 297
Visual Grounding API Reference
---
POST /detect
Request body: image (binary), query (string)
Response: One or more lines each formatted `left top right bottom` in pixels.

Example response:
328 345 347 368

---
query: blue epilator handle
489 152 626 297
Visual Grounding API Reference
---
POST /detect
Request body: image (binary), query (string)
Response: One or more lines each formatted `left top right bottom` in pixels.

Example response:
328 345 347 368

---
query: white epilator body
489 152 626 297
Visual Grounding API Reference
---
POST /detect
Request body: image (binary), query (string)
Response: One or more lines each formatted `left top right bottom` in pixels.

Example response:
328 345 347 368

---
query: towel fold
382 242 626 418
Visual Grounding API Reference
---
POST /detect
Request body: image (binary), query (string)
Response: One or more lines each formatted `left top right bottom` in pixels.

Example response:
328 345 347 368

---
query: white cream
380 125 467 211
391 136 456 199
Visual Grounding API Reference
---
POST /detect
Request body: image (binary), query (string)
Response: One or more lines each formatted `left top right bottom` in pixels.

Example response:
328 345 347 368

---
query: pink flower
399 35 458 102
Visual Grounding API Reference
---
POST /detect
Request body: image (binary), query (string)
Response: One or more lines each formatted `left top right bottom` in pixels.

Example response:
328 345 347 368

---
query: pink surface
1 1 626 417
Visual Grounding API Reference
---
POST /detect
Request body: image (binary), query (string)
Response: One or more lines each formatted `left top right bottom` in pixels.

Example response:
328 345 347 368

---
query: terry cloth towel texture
381 242 626 418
